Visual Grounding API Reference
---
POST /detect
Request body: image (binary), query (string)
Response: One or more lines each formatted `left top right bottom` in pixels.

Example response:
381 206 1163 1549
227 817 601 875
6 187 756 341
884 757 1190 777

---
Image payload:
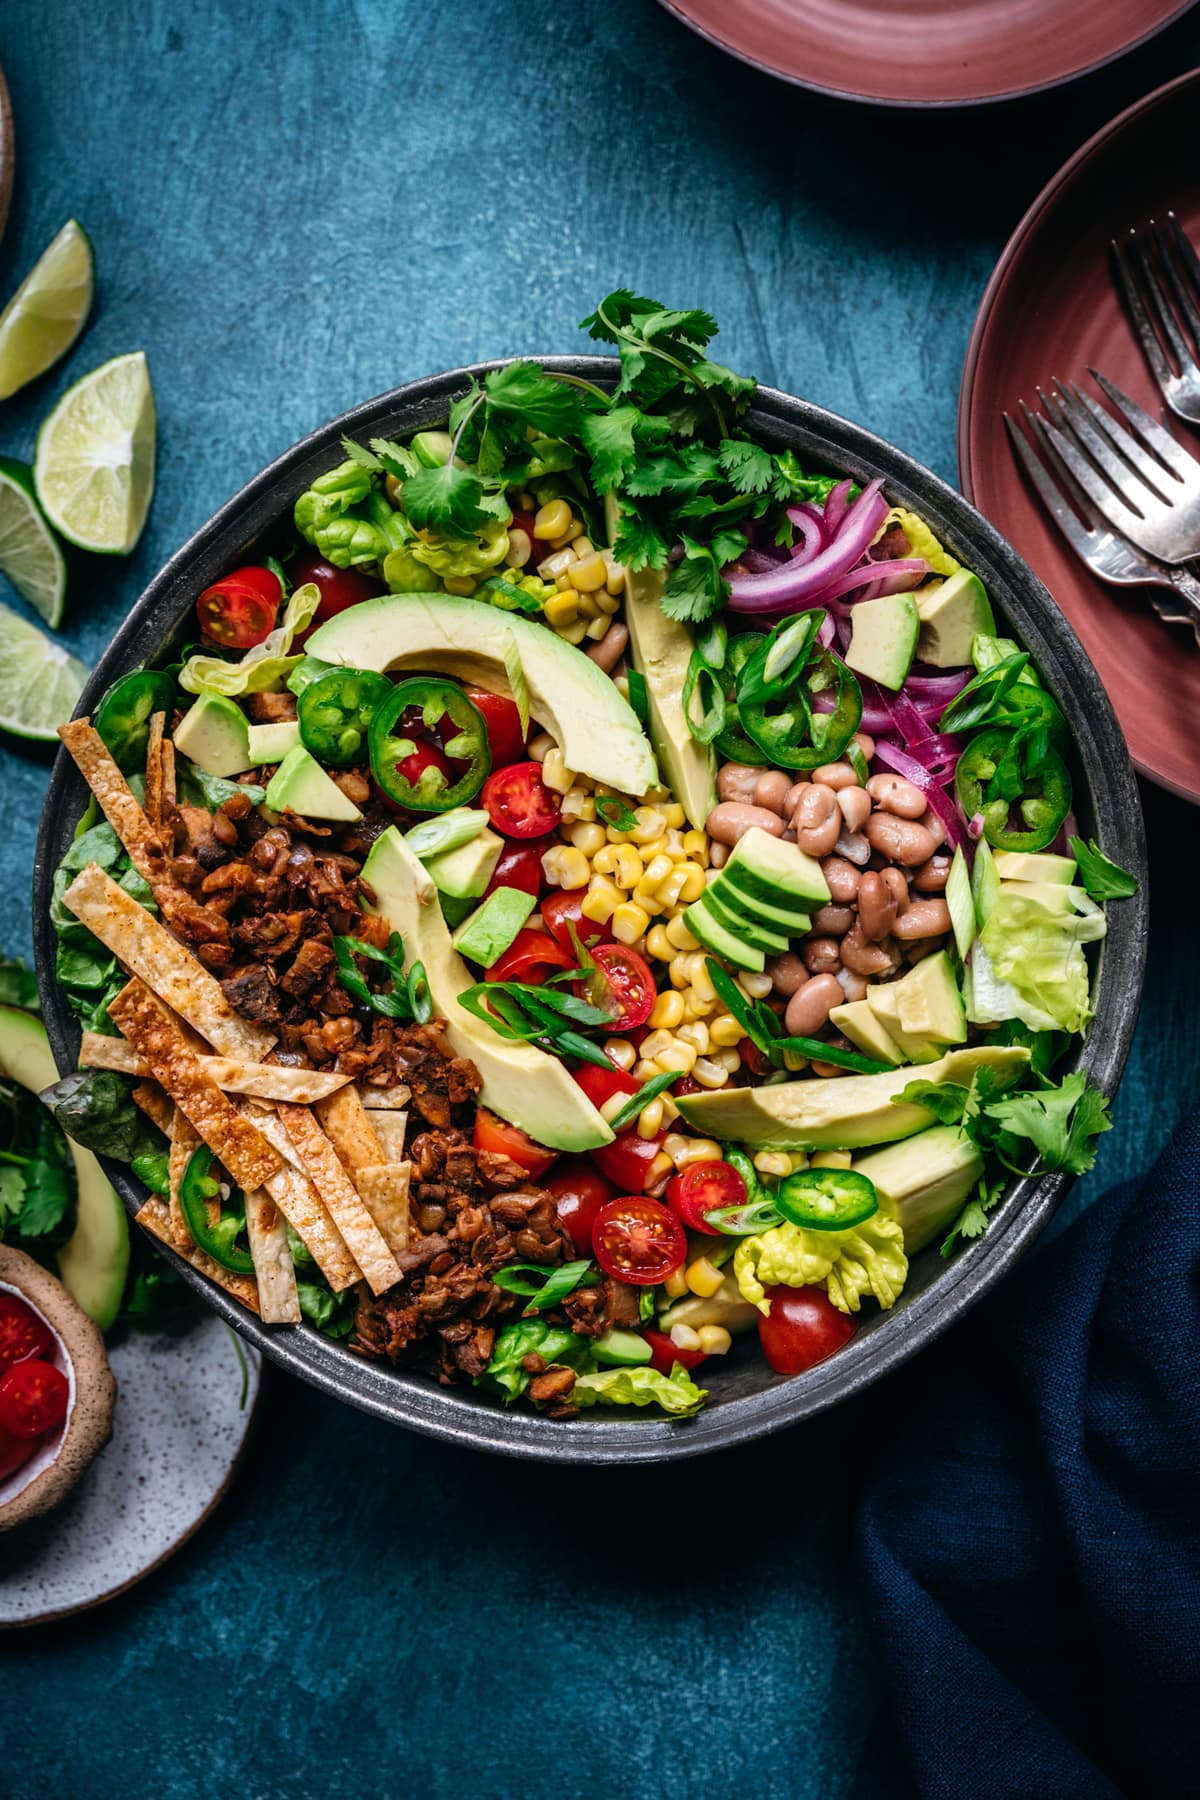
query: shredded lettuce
410 518 510 578
179 582 320 697
734 1210 908 1317
571 1362 707 1416
972 888 1106 1035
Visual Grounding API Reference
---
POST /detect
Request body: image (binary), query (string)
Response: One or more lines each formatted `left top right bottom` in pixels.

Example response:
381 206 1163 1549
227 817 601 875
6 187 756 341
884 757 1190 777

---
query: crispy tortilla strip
63 862 274 1059
109 979 281 1194
360 1084 411 1109
278 1103 402 1296
353 1163 412 1258
145 710 166 829
249 1106 360 1291
367 1109 408 1163
168 1112 202 1250
161 736 176 812
244 1187 301 1324
58 718 187 904
136 1197 260 1314
313 1085 384 1174
79 1031 350 1103
132 1078 174 1137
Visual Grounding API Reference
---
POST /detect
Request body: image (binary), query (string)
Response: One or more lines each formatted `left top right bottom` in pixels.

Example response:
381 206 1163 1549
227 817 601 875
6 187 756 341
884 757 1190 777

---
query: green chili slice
774 1168 879 1232
683 649 727 744
713 633 769 766
368 677 491 812
955 727 1071 853
739 642 863 771
178 1146 255 1274
298 667 393 768
94 668 177 773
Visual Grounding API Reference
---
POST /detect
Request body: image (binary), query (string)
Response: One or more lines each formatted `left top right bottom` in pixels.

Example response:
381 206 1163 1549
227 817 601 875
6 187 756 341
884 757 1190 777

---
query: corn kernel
810 1149 853 1169
568 820 606 857
612 902 651 945
582 877 622 923
670 1323 703 1352
661 803 687 829
633 1058 663 1082
681 829 709 861
656 866 688 909
547 529 576 552
689 1058 727 1089
646 1151 674 1189
605 561 626 596
697 1325 732 1356
669 954 692 990
690 960 717 1004
630 806 667 845
586 615 611 641
567 551 608 593
665 915 700 952
686 1256 725 1298
543 590 579 629
755 1151 794 1177
519 490 535 511
528 731 554 762
655 1042 697 1074
661 1096 680 1125
598 1092 629 1127
505 527 532 568
646 924 674 962
603 1037 636 1071
631 882 665 917
648 990 685 1030
637 852 670 892
572 533 594 556
713 1048 742 1074
637 1098 665 1138
678 1020 710 1055
664 1135 723 1170
640 1029 674 1061
443 575 477 597
710 1014 745 1048
616 845 644 888
561 618 590 645
541 748 574 794
544 845 589 890
533 498 571 539
663 1267 689 1301
594 589 621 615
738 970 773 1000
576 589 602 620
538 547 576 581
683 988 714 1020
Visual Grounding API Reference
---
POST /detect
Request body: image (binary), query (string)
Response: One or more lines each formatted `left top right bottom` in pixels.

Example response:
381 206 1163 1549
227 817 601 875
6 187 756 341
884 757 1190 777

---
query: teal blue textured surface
2 4 1199 1793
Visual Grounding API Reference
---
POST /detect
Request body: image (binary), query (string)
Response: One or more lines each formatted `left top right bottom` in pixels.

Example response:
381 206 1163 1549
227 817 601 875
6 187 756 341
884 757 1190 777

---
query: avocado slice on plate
853 1124 985 1252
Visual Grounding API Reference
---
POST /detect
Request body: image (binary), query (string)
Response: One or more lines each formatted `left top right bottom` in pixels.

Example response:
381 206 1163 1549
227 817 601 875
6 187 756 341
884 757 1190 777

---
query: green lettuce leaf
734 1211 908 1317
179 582 321 697
480 1318 592 1402
571 1361 707 1417
975 887 1106 1035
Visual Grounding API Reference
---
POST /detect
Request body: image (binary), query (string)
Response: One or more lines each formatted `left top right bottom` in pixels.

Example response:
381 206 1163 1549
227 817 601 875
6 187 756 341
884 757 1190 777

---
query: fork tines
1113 212 1200 423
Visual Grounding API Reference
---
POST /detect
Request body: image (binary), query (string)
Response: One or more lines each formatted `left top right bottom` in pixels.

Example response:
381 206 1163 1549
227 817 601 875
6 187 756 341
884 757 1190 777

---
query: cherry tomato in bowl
196 564 281 649
289 552 385 629
486 928 575 984
0 1420 36 1483
394 738 455 793
482 761 562 838
544 1159 617 1253
592 1197 687 1285
757 1286 856 1376
644 1328 708 1377
0 1293 52 1373
570 1062 667 1192
483 836 552 901
542 890 613 954
465 688 526 767
666 1159 747 1236
581 943 656 1031
0 1359 69 1439
473 1108 557 1179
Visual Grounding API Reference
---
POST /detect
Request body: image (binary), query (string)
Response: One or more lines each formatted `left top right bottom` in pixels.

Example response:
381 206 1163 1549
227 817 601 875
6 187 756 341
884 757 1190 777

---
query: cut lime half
0 458 68 626
0 600 89 741
0 220 95 401
34 351 156 555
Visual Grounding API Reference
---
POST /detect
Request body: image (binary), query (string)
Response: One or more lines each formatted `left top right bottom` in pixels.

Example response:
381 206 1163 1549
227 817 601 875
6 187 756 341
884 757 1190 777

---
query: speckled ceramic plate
655 0 1197 106
0 1315 261 1626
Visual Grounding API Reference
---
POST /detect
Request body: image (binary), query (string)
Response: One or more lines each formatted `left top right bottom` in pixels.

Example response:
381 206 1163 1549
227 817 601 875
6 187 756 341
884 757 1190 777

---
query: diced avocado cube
914 569 995 669
246 720 301 764
451 886 536 967
844 593 920 691
424 829 503 900
944 847 977 960
993 850 1077 884
702 884 789 954
682 897 765 972
865 980 941 1063
829 1000 904 1066
173 691 251 779
853 1125 985 1252
893 950 967 1047
721 827 830 909
264 746 362 821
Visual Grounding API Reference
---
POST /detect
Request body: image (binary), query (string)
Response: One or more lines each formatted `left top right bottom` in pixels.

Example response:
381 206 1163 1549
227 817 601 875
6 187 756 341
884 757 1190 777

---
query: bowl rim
32 355 1149 1464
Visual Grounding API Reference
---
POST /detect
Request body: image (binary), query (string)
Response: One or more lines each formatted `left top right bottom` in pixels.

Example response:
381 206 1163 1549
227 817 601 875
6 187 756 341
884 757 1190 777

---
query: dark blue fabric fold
852 1112 1200 1800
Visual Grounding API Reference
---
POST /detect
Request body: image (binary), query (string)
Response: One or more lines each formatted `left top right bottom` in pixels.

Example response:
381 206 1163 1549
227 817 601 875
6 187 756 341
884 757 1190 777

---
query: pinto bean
705 802 785 846
913 851 951 893
834 828 871 867
585 620 628 673
717 764 763 804
836 785 872 832
785 782 808 816
709 840 729 868
810 903 855 936
919 808 947 849
905 936 947 963
836 966 869 1002
803 936 841 975
791 783 842 857
866 773 927 818
840 923 898 976
893 898 952 940
766 952 808 996
865 812 937 867
880 867 909 912
812 761 857 790
852 731 876 761
785 974 844 1037
858 872 898 942
820 855 862 903
753 769 793 814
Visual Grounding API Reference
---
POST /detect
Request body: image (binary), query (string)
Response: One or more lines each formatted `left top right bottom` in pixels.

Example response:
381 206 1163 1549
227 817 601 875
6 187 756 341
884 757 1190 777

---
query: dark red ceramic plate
960 69 1200 804
656 0 1196 106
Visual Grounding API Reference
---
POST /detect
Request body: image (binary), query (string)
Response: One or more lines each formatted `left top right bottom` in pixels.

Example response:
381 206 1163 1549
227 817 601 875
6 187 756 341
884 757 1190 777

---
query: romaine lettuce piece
571 1362 707 1417
179 582 320 697
734 1210 908 1317
971 887 1106 1035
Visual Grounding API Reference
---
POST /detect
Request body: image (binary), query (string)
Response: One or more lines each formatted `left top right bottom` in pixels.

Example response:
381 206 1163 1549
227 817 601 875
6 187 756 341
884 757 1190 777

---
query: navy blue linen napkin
851 1112 1200 1800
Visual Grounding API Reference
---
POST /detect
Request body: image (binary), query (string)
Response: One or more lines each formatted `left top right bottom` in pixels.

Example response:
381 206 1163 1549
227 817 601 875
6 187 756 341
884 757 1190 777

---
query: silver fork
1113 214 1200 424
1030 369 1200 562
1005 401 1200 646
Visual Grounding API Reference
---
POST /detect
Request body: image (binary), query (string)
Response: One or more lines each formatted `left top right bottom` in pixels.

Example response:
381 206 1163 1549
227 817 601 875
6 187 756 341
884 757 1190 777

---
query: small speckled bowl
32 358 1149 1463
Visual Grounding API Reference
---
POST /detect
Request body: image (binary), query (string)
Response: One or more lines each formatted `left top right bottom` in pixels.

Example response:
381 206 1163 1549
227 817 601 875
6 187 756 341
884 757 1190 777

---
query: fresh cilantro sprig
1068 837 1138 901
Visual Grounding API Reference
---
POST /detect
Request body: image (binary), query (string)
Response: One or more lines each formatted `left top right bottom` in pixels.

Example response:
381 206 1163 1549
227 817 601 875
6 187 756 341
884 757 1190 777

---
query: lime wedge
34 351 156 555
0 220 95 401
0 458 68 626
0 600 89 741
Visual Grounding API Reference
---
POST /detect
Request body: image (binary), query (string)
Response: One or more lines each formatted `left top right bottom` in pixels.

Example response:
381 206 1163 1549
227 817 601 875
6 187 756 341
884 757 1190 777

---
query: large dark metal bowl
32 358 1149 1463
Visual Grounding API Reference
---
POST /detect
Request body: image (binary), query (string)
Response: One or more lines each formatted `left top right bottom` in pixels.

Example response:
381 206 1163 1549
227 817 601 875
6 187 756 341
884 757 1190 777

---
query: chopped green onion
605 1070 681 1133
595 795 638 832
491 1259 600 1314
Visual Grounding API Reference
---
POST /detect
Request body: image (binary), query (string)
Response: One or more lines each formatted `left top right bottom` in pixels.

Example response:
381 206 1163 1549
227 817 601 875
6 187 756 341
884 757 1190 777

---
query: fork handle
1160 567 1200 646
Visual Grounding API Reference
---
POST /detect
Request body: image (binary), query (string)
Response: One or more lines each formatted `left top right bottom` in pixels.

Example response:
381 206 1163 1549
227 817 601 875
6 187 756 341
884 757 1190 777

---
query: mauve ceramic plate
959 69 1200 804
656 0 1196 106
33 358 1148 1463
0 65 13 246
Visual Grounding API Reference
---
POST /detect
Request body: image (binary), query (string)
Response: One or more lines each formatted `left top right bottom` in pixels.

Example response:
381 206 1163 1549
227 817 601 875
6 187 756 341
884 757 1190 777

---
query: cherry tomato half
0 1359 69 1439
644 1328 708 1377
483 836 552 901
473 1108 557 1179
196 565 281 649
542 890 613 955
394 738 455 794
544 1159 618 1254
482 761 563 838
0 1294 52 1373
582 943 656 1030
572 1060 639 1109
592 1197 686 1285
570 1062 665 1190
465 688 526 768
667 1159 747 1236
757 1286 856 1376
0 1420 35 1483
289 552 385 629
486 927 576 985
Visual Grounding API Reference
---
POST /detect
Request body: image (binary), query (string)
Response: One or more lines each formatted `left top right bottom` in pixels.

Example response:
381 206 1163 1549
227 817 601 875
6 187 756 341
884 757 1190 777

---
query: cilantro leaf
401 461 490 536
368 437 419 480
893 1079 971 1125
984 1071 1112 1176
660 531 746 625
484 362 582 436
612 501 669 573
941 1169 1007 1257
1068 837 1138 902
579 405 669 494
718 437 775 494
340 434 383 472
